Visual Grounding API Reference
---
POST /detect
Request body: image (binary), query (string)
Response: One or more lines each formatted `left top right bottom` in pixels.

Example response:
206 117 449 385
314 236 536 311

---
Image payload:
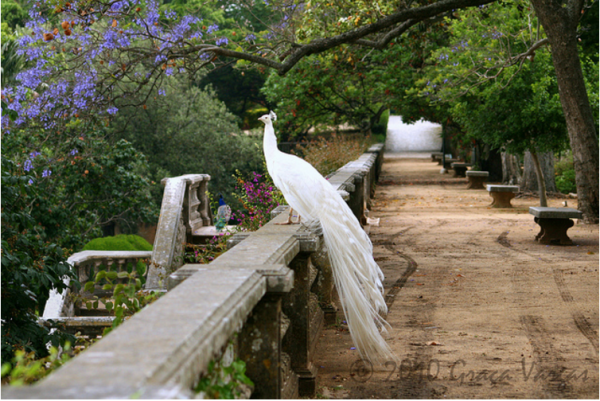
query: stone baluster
282 252 323 396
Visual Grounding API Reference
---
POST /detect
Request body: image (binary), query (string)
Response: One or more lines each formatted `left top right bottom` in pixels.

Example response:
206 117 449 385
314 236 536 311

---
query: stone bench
466 171 489 189
450 162 472 178
442 158 461 171
431 152 443 162
529 207 583 245
487 185 519 208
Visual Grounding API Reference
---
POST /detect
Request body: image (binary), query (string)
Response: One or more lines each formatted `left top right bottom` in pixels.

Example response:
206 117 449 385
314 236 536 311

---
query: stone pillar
238 294 284 399
282 253 323 397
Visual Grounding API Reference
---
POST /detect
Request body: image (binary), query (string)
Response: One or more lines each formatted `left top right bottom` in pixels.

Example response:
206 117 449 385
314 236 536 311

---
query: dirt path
313 154 599 399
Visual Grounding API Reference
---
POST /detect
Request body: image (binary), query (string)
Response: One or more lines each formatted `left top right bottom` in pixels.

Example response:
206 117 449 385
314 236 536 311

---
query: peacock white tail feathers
269 110 277 122
318 196 396 364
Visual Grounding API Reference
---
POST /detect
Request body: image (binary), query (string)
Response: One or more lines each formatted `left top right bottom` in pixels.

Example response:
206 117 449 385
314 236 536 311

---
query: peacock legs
276 208 301 225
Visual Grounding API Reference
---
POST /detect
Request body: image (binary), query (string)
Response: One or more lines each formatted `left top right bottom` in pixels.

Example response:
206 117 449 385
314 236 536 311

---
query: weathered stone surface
147 176 190 289
43 251 152 320
529 207 583 219
11 266 269 398
451 162 470 178
487 184 519 193
466 171 488 190
466 171 489 177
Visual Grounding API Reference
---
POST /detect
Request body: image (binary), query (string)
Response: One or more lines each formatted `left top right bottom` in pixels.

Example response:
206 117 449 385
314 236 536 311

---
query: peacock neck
263 123 280 160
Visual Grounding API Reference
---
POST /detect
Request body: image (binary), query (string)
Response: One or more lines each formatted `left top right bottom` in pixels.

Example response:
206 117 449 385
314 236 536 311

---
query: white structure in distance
385 115 442 152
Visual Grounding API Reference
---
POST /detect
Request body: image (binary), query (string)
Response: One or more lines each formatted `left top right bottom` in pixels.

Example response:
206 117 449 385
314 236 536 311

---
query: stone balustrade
4 144 384 399
41 251 153 337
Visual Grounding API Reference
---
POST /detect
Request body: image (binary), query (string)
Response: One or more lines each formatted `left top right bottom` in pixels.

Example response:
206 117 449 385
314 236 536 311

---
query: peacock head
258 110 277 125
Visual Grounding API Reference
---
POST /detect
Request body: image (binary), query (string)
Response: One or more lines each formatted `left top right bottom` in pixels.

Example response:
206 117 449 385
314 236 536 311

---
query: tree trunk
501 152 522 185
529 150 548 207
530 0 599 223
521 151 557 194
479 146 503 182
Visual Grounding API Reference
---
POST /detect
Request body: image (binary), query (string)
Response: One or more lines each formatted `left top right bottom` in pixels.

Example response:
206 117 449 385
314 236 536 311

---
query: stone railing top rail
66 250 153 265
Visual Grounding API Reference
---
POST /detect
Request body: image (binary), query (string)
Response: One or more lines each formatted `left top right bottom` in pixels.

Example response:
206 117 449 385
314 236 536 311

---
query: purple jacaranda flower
28 178 34 185
29 151 41 158
245 33 256 42
158 88 166 96
207 24 219 34
107 106 118 115
42 169 52 177
215 37 228 46
23 159 33 172
70 149 79 156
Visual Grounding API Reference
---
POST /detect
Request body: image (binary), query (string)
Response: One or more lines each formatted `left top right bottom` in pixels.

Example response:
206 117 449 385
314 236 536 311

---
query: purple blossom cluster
234 172 280 231
1 0 246 135
215 37 229 46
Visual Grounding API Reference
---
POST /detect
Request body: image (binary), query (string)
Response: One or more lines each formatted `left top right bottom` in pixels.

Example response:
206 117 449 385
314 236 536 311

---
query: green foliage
108 76 266 211
1 343 72 386
1 150 77 361
198 66 270 130
83 235 153 252
2 115 156 360
184 234 231 264
555 153 577 194
194 352 254 398
416 1 569 156
372 109 390 137
81 267 161 336
1 1 27 30
262 14 450 139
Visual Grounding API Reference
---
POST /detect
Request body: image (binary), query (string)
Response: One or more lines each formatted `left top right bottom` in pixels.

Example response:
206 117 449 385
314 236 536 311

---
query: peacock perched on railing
215 194 231 232
259 111 395 363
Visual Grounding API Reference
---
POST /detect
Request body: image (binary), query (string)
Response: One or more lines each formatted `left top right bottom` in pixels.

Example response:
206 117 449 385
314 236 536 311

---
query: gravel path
313 154 599 399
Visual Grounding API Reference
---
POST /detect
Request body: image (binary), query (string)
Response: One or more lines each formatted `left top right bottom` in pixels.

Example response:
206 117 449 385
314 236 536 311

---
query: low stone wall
4 144 384 399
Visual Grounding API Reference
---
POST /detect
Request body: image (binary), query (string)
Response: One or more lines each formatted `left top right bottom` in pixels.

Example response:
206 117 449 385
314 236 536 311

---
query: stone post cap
529 207 583 219
466 171 489 177
486 185 519 192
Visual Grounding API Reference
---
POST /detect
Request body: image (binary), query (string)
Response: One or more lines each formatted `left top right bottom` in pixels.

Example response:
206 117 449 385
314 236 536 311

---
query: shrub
82 235 153 252
295 134 374 176
232 171 285 232
554 153 577 194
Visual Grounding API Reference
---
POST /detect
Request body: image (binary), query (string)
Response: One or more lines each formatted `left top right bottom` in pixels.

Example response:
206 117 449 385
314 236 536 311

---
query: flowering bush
232 171 285 232
184 234 231 265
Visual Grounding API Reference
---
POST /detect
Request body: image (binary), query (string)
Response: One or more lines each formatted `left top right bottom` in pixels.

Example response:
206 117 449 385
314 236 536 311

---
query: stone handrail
4 143 385 399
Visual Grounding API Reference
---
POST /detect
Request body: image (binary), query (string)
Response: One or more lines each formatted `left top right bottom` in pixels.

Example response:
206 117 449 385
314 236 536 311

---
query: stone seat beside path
487 185 519 208
442 158 461 171
450 162 472 178
466 171 489 190
431 152 443 162
529 207 583 245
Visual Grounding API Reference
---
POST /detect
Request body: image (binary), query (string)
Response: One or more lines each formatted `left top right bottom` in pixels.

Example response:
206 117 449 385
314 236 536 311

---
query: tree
416 2 570 206
529 0 599 223
5 1 597 214
107 76 266 209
